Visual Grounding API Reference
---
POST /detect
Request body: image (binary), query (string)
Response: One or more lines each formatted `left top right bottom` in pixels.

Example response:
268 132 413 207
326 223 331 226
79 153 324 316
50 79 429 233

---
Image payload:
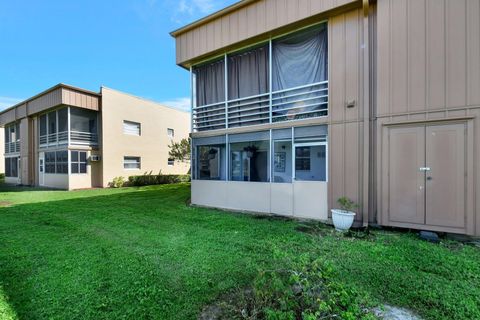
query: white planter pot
331 209 356 232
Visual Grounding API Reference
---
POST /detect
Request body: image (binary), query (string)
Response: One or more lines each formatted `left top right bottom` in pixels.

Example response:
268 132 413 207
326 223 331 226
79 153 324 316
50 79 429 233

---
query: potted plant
331 197 358 232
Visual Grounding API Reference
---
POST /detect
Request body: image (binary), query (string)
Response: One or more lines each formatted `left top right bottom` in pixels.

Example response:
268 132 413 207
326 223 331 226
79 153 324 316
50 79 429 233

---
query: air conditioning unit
90 155 101 162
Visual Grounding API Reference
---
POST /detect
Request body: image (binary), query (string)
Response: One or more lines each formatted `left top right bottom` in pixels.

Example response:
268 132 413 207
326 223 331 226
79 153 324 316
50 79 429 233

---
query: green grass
0 183 479 319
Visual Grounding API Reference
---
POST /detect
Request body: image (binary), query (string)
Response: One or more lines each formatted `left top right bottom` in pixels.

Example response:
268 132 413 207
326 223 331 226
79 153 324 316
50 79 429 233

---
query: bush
201 255 375 320
109 176 126 188
128 172 190 186
0 173 4 182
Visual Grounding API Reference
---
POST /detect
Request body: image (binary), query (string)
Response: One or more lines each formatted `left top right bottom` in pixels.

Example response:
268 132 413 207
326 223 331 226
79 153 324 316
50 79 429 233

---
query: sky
0 0 238 111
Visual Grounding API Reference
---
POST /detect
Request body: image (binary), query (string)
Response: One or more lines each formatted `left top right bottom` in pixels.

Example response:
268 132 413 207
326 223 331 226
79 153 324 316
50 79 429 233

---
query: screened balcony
4 123 20 154
39 107 98 148
191 23 328 132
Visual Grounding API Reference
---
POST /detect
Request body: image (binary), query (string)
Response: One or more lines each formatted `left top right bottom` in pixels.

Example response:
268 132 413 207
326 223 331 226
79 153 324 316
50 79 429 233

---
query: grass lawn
0 183 479 319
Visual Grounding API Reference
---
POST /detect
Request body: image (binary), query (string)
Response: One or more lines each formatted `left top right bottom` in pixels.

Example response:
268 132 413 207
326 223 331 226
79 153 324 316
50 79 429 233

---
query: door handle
419 167 431 172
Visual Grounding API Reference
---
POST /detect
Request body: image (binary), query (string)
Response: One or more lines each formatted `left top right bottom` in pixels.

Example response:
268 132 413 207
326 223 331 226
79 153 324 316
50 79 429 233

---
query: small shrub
109 176 126 188
0 173 4 182
200 256 375 320
337 196 358 212
128 172 190 186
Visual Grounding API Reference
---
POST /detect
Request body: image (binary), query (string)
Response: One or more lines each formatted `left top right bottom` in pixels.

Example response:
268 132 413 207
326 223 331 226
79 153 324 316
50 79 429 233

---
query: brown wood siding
376 0 480 116
27 88 63 115
61 88 100 111
327 8 365 223
375 0 480 235
174 0 359 65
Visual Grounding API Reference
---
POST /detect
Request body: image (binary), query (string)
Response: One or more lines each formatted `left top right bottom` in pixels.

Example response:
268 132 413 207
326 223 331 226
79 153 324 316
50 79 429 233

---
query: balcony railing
4 141 20 154
39 131 98 147
193 81 328 132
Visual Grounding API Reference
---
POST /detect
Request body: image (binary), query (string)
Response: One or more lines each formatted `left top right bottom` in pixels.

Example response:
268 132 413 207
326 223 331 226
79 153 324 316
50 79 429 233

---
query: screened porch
191 23 328 132
38 107 98 148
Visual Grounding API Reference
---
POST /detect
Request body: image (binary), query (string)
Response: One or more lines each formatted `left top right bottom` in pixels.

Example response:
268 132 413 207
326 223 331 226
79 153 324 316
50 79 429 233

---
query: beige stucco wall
43 174 69 189
100 87 190 187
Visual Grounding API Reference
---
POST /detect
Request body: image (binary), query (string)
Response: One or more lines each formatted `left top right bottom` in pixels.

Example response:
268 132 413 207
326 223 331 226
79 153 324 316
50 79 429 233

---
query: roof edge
0 83 101 116
170 0 258 37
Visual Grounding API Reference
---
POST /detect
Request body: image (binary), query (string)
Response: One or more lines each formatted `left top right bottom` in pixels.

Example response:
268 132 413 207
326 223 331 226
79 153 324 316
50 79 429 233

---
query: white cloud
0 96 23 110
160 97 191 112
171 0 227 24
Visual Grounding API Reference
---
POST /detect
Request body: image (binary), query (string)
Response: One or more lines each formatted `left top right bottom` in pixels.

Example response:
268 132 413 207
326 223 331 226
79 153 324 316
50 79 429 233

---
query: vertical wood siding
175 0 358 64
328 9 365 223
377 0 480 115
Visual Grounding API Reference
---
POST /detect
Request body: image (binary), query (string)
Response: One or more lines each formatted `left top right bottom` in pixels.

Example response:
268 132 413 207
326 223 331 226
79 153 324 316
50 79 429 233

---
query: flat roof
170 0 257 37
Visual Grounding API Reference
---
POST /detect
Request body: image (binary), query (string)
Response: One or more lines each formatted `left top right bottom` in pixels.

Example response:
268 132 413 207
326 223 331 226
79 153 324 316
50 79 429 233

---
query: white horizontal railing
192 81 328 131
70 131 98 145
4 141 20 154
39 130 98 147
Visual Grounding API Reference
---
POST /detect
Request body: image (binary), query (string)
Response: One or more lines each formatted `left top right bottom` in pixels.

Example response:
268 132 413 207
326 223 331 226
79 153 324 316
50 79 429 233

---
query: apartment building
171 0 480 236
0 84 189 189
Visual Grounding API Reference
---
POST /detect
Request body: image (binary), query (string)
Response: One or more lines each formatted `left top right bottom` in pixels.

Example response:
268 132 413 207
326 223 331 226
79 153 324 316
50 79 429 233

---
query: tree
168 138 191 162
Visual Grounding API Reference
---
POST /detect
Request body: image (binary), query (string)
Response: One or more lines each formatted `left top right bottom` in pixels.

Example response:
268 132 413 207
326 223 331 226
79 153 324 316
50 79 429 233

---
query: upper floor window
167 128 174 138
39 107 98 147
123 121 141 136
4 123 20 154
192 23 328 132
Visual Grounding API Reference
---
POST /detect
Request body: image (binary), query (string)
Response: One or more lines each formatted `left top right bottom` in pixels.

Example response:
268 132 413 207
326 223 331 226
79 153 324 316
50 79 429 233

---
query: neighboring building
0 84 190 189
171 0 480 236
0 128 4 174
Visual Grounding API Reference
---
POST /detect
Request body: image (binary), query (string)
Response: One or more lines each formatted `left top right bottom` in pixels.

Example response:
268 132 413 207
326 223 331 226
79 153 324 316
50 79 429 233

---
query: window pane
295 145 326 181
71 163 79 174
123 121 141 136
80 152 87 162
48 111 57 134
4 127 10 143
272 139 292 183
230 140 269 182
71 151 78 162
58 108 68 132
167 128 174 138
79 163 87 173
40 115 47 136
70 108 97 133
123 157 140 169
10 158 18 177
197 145 226 180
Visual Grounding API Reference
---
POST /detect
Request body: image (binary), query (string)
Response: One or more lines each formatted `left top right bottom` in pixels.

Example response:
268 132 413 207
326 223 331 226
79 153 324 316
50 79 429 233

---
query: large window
193 125 327 183
71 151 87 174
44 151 69 174
4 157 18 177
229 131 270 182
45 152 56 173
123 121 141 136
124 157 141 170
192 23 328 132
70 108 97 133
55 151 68 174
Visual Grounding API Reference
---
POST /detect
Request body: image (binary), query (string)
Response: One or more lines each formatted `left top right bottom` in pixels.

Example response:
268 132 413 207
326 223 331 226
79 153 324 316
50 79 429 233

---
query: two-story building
1 84 190 189
171 0 480 236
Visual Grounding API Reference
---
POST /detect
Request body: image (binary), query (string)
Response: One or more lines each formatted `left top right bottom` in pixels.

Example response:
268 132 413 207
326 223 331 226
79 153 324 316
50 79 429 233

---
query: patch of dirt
198 288 256 320
374 305 422 320
0 201 13 207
